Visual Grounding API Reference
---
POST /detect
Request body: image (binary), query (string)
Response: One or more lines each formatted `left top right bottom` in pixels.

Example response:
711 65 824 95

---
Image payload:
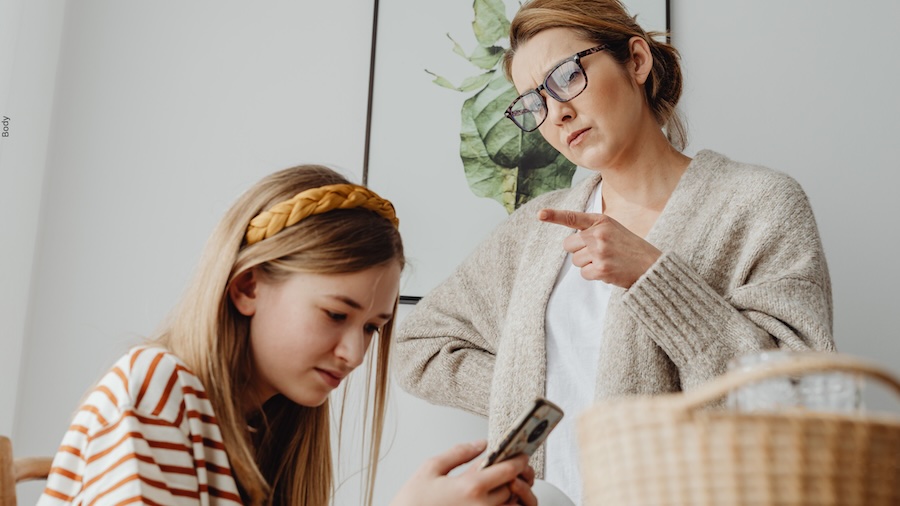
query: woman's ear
229 269 258 316
628 36 653 86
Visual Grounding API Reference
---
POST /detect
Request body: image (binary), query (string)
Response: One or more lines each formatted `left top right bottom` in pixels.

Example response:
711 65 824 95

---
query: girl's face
230 261 401 408
510 28 650 171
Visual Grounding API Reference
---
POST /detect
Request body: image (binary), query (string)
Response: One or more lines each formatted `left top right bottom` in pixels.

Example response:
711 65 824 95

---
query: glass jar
725 350 864 413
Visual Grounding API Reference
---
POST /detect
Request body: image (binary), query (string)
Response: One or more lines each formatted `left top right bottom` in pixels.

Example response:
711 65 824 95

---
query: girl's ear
628 36 653 86
229 269 258 316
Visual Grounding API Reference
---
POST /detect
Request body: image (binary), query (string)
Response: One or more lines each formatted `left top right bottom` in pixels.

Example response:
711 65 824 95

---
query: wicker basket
577 353 900 506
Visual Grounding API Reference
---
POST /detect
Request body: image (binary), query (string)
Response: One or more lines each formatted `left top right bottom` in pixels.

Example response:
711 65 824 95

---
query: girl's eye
326 311 347 322
324 309 382 336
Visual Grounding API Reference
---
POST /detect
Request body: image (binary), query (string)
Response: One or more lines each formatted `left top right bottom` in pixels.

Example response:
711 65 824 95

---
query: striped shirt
39 346 243 505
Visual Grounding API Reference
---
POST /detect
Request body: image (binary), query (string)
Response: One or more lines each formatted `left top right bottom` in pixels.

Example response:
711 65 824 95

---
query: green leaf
472 0 510 48
516 147 577 208
460 97 517 212
469 45 505 70
457 71 496 92
446 34 505 71
465 73 522 168
447 34 468 60
427 71 459 90
521 125 566 168
426 69 495 93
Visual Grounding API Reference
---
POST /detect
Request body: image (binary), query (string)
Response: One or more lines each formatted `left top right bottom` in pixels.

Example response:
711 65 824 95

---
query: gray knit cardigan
394 150 834 477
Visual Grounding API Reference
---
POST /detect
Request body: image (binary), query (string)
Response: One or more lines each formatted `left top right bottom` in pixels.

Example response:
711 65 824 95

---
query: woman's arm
394 199 545 416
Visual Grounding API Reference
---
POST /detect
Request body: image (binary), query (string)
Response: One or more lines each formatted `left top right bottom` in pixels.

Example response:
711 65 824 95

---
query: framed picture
364 0 668 302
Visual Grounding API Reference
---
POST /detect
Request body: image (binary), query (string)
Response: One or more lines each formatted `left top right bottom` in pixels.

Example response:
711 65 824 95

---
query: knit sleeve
621 167 834 391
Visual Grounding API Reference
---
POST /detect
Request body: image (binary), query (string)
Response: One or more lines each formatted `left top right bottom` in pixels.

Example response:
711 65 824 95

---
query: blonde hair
152 165 403 505
501 0 687 150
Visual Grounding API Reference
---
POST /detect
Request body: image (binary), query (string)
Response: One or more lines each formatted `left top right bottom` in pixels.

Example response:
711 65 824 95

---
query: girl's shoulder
117 345 192 375
99 345 209 423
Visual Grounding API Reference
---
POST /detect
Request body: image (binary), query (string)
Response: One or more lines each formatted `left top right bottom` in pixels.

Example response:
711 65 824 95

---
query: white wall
0 0 66 439
4 0 900 504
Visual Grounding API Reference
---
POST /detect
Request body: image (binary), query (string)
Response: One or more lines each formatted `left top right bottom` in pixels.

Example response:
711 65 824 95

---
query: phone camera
527 420 549 443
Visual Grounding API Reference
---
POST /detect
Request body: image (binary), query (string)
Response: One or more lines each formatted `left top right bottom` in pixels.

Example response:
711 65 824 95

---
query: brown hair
153 165 403 505
501 0 687 150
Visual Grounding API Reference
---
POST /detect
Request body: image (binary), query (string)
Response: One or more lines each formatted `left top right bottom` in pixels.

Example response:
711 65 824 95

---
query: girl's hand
391 440 537 506
539 208 661 288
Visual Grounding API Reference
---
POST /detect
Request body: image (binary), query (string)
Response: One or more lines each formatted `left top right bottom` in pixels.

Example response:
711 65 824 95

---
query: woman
39 165 535 505
393 0 834 503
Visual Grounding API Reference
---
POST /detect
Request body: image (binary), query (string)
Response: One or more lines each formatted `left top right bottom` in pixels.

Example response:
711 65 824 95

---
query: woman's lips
567 128 589 147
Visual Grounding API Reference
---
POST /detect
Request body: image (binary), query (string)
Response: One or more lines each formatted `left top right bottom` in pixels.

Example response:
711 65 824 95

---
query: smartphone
482 397 564 468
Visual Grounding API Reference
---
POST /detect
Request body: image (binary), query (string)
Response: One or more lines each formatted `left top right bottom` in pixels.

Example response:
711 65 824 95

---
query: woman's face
231 261 401 408
510 28 649 170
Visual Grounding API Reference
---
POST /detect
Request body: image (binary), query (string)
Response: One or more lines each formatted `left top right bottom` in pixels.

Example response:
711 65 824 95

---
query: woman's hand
390 440 537 506
539 208 661 288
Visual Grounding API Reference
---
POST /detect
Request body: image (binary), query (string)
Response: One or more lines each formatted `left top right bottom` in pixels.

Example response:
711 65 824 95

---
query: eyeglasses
505 44 607 132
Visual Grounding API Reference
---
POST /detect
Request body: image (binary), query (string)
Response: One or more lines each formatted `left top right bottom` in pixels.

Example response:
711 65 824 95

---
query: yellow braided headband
244 184 399 245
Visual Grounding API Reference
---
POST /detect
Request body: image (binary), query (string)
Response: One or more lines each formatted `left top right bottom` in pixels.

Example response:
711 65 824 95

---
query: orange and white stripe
39 346 243 505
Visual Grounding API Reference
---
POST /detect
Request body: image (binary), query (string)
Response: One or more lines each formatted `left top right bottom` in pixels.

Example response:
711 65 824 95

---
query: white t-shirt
544 182 611 506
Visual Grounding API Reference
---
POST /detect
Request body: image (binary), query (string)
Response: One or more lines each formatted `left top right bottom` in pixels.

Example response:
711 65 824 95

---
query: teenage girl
39 165 536 505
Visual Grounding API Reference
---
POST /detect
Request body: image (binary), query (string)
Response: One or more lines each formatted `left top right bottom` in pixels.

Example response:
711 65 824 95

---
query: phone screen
483 397 564 467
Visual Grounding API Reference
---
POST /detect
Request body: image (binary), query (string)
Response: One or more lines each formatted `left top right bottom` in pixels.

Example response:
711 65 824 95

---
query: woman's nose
545 96 575 125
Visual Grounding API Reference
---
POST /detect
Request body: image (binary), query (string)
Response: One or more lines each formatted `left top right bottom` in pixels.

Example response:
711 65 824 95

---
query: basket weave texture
577 353 900 506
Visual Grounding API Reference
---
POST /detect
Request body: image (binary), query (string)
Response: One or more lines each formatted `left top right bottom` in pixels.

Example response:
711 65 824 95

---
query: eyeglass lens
507 59 588 132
